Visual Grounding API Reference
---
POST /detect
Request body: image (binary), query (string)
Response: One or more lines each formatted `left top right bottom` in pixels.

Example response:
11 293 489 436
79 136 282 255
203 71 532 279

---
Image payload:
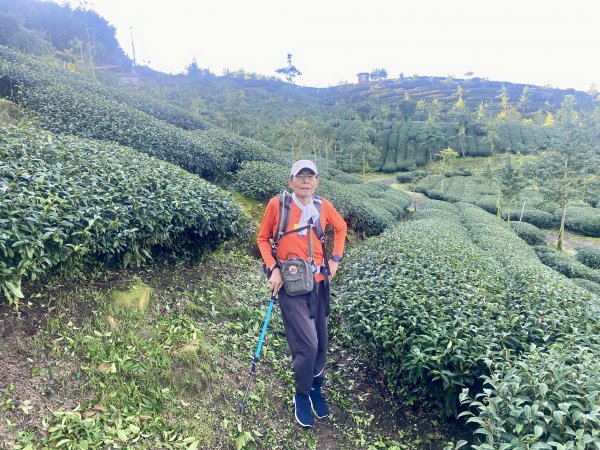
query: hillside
1 7 600 449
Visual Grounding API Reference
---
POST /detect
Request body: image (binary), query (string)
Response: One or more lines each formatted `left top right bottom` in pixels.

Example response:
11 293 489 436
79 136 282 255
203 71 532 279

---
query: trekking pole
239 294 277 412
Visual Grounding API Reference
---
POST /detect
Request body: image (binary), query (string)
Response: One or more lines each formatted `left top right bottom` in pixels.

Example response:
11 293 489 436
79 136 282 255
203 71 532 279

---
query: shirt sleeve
323 198 347 257
257 197 279 269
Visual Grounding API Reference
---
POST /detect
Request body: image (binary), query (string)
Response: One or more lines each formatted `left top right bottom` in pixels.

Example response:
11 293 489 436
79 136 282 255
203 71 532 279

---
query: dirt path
544 232 600 254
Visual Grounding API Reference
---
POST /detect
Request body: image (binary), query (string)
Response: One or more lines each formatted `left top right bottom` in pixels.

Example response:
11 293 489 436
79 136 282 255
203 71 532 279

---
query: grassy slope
0 248 461 450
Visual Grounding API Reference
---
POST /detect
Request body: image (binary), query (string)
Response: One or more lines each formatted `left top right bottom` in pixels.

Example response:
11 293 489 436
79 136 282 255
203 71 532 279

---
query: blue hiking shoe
309 377 329 419
293 392 314 428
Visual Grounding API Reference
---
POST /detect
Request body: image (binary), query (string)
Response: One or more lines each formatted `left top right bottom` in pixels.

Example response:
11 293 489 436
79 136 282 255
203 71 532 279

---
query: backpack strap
271 191 292 259
271 192 326 262
312 194 325 242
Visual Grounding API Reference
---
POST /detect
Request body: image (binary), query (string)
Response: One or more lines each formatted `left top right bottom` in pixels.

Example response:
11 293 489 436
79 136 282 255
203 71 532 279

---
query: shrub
517 209 559 229
576 245 600 270
571 278 600 295
233 161 411 236
565 206 600 237
460 338 600 449
509 221 546 246
0 46 282 182
395 170 426 184
336 201 597 418
0 46 210 131
0 123 247 304
534 245 600 284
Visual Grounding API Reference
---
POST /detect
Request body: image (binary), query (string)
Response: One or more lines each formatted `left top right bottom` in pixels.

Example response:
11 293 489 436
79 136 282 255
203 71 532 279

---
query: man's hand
328 260 339 281
269 267 284 295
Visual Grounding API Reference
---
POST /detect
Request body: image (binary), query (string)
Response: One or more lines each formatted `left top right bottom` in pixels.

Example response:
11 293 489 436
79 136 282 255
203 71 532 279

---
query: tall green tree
493 155 527 223
529 95 597 250
482 118 500 154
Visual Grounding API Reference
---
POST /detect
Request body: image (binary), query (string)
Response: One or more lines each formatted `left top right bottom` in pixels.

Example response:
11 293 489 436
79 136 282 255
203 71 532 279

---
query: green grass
0 248 457 449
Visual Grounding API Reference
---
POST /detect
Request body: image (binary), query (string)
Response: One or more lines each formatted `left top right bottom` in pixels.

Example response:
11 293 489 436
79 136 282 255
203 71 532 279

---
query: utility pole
84 17 96 80
130 26 137 73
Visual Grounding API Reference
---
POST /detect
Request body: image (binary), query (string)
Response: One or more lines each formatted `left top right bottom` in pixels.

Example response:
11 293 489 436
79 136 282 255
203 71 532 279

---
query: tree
437 147 459 173
543 111 555 127
492 155 527 223
421 118 444 163
186 58 211 79
529 95 597 250
482 118 500 154
450 87 472 157
370 68 388 81
517 86 530 114
275 53 302 83
496 86 521 122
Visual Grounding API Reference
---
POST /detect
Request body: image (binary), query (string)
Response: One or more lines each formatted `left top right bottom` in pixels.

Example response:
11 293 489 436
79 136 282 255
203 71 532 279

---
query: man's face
288 170 319 198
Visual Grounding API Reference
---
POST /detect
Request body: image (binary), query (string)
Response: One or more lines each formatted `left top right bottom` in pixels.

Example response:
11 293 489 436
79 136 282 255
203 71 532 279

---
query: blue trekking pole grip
240 294 277 411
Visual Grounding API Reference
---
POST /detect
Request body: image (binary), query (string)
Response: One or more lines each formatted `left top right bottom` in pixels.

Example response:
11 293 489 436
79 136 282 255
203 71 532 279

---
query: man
257 160 347 429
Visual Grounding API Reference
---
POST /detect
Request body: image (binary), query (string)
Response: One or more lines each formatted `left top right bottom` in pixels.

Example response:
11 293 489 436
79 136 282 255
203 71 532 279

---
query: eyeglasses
293 174 317 181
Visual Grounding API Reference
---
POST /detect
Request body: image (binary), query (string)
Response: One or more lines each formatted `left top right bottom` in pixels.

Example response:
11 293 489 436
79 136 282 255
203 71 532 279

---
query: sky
57 0 599 91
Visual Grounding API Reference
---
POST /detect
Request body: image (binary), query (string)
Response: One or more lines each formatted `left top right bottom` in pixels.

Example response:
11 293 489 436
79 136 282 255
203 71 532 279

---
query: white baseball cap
290 160 318 177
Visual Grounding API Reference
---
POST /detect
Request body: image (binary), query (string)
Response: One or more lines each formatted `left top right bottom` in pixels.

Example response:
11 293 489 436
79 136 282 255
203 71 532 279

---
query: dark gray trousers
279 281 329 395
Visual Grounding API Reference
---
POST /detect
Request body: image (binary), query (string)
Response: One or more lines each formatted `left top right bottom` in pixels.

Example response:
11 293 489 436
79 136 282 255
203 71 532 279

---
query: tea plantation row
335 201 600 447
0 46 280 181
234 161 412 236
0 46 210 131
0 123 247 304
376 121 548 171
416 173 600 236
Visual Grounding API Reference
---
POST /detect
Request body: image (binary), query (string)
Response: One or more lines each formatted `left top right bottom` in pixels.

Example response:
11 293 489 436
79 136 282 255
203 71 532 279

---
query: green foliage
233 161 411 236
571 277 600 295
0 123 247 304
564 206 600 237
576 245 600 270
0 12 54 56
510 221 547 246
0 0 131 68
517 209 560 229
0 46 206 131
534 245 600 284
38 307 211 448
336 200 598 426
492 155 527 221
370 68 388 81
374 120 549 171
0 47 281 182
460 339 600 449
395 170 426 184
414 173 577 230
275 53 301 83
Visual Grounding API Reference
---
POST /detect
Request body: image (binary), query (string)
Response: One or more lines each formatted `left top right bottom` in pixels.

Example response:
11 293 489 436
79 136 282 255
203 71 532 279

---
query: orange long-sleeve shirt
257 196 347 282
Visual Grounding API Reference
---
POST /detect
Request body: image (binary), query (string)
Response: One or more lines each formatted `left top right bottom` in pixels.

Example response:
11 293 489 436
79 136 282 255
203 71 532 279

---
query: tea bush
0 123 247 304
415 174 565 229
460 337 600 449
576 245 600 270
0 46 281 181
233 161 411 236
335 201 598 426
510 221 546 246
564 206 600 237
572 277 600 295
534 245 600 284
375 120 548 170
0 46 210 130
396 170 426 184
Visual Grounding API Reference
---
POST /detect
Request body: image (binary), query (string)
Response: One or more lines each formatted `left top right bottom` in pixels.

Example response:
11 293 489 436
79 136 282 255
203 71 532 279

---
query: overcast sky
57 0 599 91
